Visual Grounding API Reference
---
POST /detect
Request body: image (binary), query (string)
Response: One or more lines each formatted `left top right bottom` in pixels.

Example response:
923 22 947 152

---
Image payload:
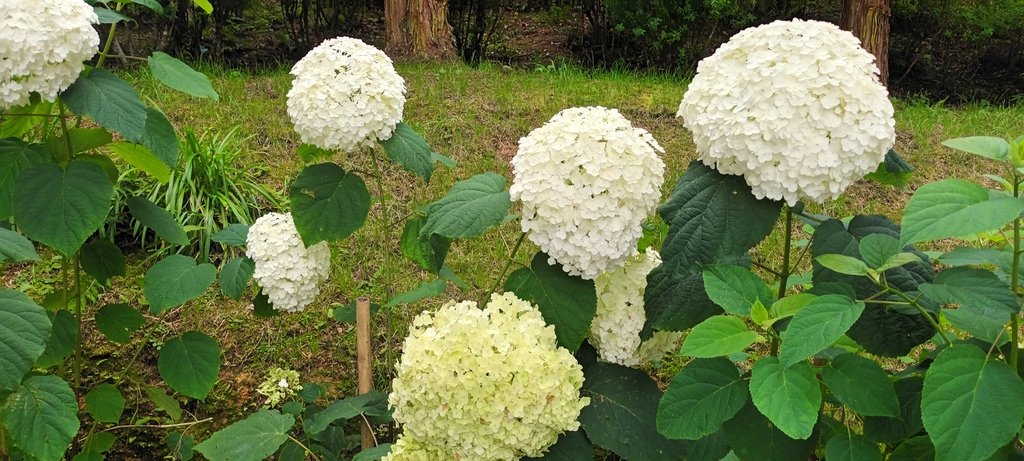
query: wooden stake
356 297 375 449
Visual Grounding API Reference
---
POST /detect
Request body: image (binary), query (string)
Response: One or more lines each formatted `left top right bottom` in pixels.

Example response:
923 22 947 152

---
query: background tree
840 0 891 85
385 0 456 59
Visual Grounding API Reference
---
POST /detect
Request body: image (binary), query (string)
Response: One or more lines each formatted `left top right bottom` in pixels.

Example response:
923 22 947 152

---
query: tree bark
840 0 891 86
385 0 456 59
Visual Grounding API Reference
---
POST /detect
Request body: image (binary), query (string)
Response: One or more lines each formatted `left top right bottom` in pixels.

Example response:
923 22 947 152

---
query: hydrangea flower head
389 292 589 461
510 106 665 279
256 367 302 407
287 36 406 152
380 436 455 461
245 212 331 313
590 248 682 366
677 19 896 205
0 0 100 108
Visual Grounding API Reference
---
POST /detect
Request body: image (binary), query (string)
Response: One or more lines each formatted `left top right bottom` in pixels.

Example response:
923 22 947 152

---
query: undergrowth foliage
2 3 1024 461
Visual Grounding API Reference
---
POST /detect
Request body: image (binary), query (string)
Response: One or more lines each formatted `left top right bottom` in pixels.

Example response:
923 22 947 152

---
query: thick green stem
368 149 395 383
1010 173 1021 370
73 252 83 392
480 232 526 306
885 286 953 346
93 3 124 70
770 207 794 356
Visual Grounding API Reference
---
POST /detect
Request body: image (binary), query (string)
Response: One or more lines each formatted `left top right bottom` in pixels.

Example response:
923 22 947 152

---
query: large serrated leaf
779 294 864 367
722 400 816 461
95 303 145 344
379 122 433 181
127 196 189 245
0 375 79 461
13 161 114 257
679 315 759 358
862 377 924 443
85 383 126 424
219 257 254 300
920 266 1017 343
702 265 774 316
384 278 446 307
822 353 899 417
505 252 596 351
901 179 1024 245
824 434 882 461
657 357 748 440
35 310 76 369
148 52 219 100
749 357 820 440
139 108 179 168
0 288 51 391
158 331 221 400
145 255 216 314
524 430 593 460
194 409 294 461
109 142 171 183
922 345 1024 461
210 223 249 246
305 391 389 435
399 214 450 273
0 226 38 262
644 162 782 335
62 69 148 140
80 239 125 285
0 138 49 220
420 172 511 239
941 136 1010 162
288 162 370 245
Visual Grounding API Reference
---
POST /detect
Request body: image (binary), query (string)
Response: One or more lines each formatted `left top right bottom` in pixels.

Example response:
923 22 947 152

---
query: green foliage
0 375 79 461
289 162 370 245
378 122 436 182
157 331 222 400
84 383 126 424
420 172 511 239
148 52 220 101
678 315 759 358
144 255 217 314
657 357 748 441
219 257 255 300
505 252 597 351
14 161 113 257
901 179 1024 244
0 289 50 391
94 303 145 344
821 354 900 418
194 409 295 461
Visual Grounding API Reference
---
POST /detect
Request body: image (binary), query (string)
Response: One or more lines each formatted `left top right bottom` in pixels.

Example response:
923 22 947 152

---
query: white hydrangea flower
389 292 590 461
256 367 302 407
380 436 455 461
590 248 682 367
245 212 331 313
0 0 100 108
510 106 665 280
677 19 896 206
287 36 406 152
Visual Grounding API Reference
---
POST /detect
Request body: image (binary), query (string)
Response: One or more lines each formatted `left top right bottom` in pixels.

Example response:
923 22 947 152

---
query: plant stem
480 232 526 305
884 286 953 346
287 435 322 461
1010 172 1021 371
93 3 124 70
368 149 394 384
0 112 64 118
73 252 83 392
770 207 794 356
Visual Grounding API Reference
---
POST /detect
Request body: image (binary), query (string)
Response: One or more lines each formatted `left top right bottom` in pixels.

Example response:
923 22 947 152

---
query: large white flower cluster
677 19 896 206
510 106 665 280
388 292 589 461
590 249 682 367
0 0 100 108
245 212 331 313
286 37 405 152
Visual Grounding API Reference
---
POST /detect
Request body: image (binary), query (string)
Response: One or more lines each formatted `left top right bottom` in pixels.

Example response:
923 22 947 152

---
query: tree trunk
840 0 891 86
385 0 456 59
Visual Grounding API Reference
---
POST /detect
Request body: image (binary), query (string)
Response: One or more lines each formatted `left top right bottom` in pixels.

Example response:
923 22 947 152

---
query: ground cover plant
2 2 1024 461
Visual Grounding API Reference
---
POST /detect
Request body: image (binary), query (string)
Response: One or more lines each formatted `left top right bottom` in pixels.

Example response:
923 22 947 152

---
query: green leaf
678 315 759 358
158 331 221 400
127 196 189 245
505 252 597 351
75 153 119 182
0 226 38 262
579 362 686 460
191 0 213 13
922 344 1024 461
305 391 389 435
815 254 870 276
108 142 171 183
145 255 216 314
95 303 145 344
13 160 114 257
941 136 1010 162
779 295 864 367
722 400 816 461
80 239 125 285
148 52 219 100
400 214 450 273
858 234 902 268
0 289 50 391
85 383 125 423
379 122 433 181
131 0 164 14
167 432 195 461
825 434 882 461
420 172 511 239
864 149 914 188
0 375 79 461
876 253 922 272
901 179 1024 245
657 357 749 440
94 6 131 23
35 310 76 368
145 385 182 422
252 289 277 318
938 247 1005 266
353 444 393 461
210 223 249 246
920 266 1018 314
943 307 1011 345
194 410 295 461
702 264 774 316
333 302 381 323
46 127 113 158
749 357 820 440
219 257 254 300
889 437 935 460
768 293 816 320
140 108 180 168
822 353 899 417
83 432 116 454
384 279 446 307
62 69 148 140
523 430 592 460
431 151 456 168
0 138 49 220
0 101 53 138
289 162 370 245
296 144 332 163
645 162 782 335
862 376 924 443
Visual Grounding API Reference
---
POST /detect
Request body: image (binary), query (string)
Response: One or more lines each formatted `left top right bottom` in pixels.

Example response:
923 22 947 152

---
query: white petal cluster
245 212 331 313
256 367 302 407
287 36 405 152
389 292 589 461
677 19 895 206
0 0 100 108
590 249 682 367
510 106 665 280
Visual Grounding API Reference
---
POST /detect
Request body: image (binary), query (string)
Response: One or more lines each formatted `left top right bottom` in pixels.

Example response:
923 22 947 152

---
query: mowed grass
46 61 1024 445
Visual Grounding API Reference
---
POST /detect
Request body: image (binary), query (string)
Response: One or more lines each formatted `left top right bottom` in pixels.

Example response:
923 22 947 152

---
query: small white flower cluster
287 37 406 153
590 249 682 367
511 106 665 280
0 0 100 108
677 19 896 206
388 292 589 461
245 212 331 313
256 367 302 407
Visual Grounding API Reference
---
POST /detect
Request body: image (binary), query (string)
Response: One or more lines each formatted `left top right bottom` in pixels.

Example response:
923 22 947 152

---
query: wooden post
356 297 375 449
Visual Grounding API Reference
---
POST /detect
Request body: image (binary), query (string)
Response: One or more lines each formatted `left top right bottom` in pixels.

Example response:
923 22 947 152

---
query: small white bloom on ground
677 19 896 206
286 36 406 152
590 248 682 367
246 212 331 313
256 367 302 407
510 106 665 280
0 0 100 108
388 292 589 461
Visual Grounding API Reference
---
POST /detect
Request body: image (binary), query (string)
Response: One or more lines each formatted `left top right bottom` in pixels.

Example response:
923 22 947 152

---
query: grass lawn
12 60 1024 454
